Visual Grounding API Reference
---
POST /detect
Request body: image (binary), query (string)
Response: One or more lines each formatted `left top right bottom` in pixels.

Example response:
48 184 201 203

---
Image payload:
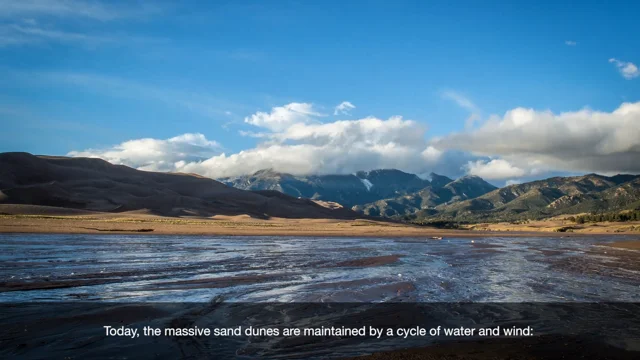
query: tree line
567 210 640 224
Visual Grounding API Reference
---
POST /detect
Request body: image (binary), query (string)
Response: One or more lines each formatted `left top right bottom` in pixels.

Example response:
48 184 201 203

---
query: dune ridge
0 152 361 220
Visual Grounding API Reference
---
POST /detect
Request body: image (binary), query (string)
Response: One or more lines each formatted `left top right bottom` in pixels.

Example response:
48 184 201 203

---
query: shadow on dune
0 152 364 220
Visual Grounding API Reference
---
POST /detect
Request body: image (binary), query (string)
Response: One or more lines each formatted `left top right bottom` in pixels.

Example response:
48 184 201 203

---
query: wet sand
549 241 640 278
145 274 292 291
335 255 403 267
609 240 640 250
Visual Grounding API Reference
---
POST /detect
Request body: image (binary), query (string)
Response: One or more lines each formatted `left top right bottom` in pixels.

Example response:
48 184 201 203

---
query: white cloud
189 109 441 177
178 134 438 179
433 101 640 176
244 102 323 132
506 179 522 186
71 102 446 178
564 40 577 46
442 90 481 129
609 58 639 80
68 133 221 172
464 113 481 130
442 91 478 112
274 115 425 147
67 100 640 182
465 159 526 180
334 101 356 115
421 146 443 162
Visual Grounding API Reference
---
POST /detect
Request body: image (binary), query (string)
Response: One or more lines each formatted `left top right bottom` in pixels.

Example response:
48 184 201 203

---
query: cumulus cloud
564 40 577 46
334 101 356 115
432 101 640 177
273 116 425 147
187 108 442 177
609 58 639 80
244 102 323 132
68 133 221 172
71 102 449 178
68 101 640 182
465 159 526 180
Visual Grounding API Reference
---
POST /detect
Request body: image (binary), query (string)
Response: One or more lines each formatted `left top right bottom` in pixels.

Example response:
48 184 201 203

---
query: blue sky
2 0 639 185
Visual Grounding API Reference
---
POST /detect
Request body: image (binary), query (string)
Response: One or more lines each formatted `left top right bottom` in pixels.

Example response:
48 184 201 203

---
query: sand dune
0 152 362 220
0 204 101 216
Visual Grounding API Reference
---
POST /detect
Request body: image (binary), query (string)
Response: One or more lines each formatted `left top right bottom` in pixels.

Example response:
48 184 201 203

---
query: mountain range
220 169 432 208
430 174 640 222
221 170 502 217
2 152 639 223
221 169 640 222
